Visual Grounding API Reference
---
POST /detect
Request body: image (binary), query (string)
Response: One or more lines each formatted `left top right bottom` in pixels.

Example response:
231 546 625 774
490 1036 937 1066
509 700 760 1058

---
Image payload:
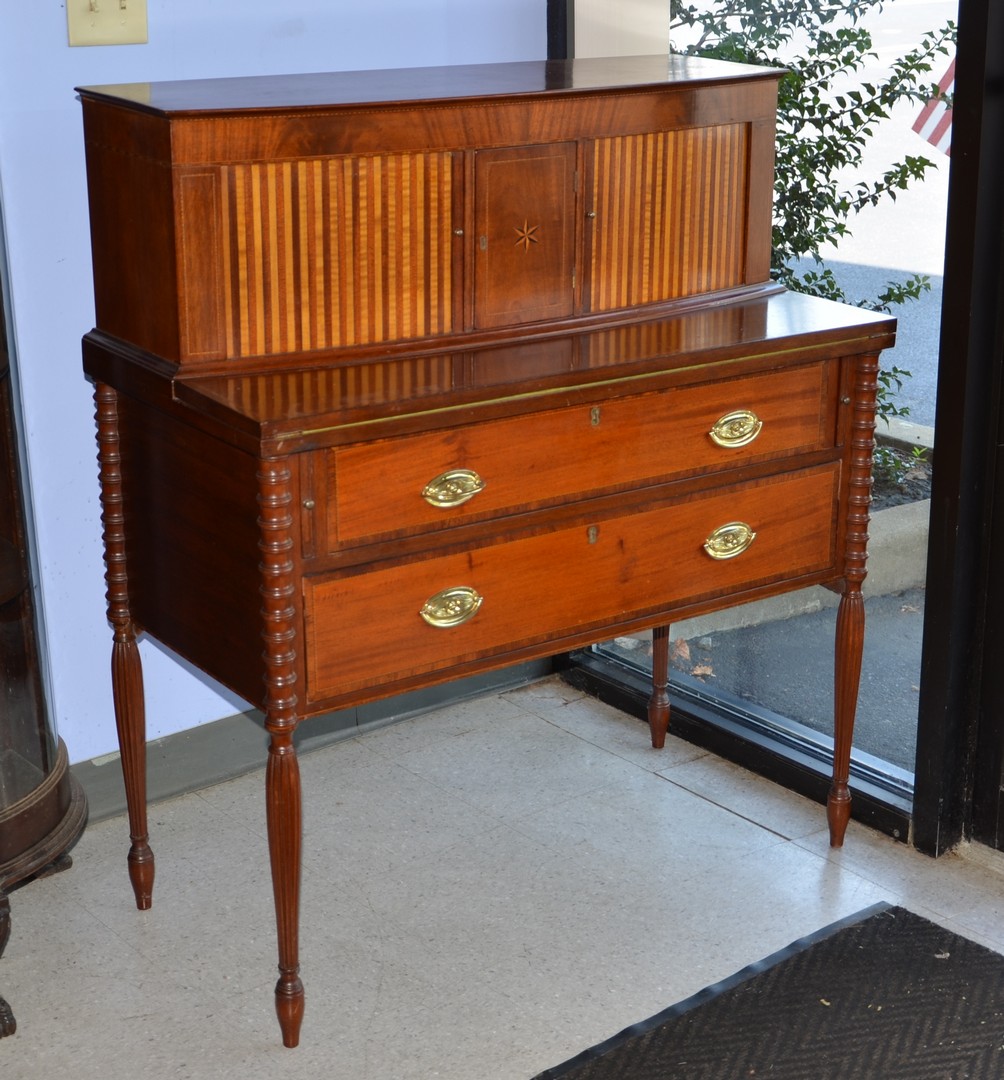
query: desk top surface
134 290 894 449
76 55 784 116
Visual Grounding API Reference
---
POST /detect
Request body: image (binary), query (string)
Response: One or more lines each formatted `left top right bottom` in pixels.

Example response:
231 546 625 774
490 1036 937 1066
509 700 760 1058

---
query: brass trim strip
284 334 885 440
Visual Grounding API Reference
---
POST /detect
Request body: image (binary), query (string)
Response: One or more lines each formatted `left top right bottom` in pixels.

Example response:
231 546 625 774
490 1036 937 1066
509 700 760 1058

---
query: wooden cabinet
77 55 895 1049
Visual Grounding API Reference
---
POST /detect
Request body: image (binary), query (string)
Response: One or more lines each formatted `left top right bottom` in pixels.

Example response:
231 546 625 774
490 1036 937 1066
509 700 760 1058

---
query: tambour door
473 143 577 329
186 151 463 361
583 124 755 313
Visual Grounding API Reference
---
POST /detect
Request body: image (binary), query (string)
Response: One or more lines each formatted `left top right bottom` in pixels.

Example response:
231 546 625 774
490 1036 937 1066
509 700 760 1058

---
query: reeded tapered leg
831 592 864 845
828 351 878 847
648 624 671 748
96 383 154 908
266 732 304 1047
259 455 304 1047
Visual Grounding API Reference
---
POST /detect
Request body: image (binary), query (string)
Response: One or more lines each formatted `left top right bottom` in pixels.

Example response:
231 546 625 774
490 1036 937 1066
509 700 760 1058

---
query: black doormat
532 903 1004 1079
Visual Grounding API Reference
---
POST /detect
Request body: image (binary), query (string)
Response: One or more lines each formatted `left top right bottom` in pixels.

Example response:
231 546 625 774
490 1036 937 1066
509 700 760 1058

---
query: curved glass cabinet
0 294 88 1037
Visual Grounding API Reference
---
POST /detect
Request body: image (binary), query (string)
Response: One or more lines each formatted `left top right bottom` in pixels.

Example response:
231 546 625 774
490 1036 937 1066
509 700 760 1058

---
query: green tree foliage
672 1 956 423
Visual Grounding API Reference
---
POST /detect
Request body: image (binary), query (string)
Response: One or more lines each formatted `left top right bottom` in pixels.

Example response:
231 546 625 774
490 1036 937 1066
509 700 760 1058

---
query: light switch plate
67 0 148 47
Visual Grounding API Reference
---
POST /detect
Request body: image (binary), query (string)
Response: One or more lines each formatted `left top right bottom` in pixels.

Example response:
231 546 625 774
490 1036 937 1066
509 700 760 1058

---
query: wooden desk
78 56 896 1048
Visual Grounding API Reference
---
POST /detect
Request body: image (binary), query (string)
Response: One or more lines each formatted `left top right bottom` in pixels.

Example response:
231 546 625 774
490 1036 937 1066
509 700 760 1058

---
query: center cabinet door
473 143 577 329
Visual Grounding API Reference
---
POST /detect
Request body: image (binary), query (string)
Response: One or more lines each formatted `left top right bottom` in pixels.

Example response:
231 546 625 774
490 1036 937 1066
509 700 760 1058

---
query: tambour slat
221 152 454 358
588 124 750 311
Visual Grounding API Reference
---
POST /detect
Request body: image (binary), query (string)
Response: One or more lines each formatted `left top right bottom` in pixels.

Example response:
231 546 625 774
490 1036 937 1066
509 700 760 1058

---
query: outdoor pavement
677 588 925 774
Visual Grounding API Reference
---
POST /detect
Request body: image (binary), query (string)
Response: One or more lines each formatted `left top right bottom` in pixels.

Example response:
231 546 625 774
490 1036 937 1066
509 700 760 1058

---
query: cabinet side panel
115 393 268 703
220 151 455 358
586 123 751 311
81 101 181 359
745 117 777 284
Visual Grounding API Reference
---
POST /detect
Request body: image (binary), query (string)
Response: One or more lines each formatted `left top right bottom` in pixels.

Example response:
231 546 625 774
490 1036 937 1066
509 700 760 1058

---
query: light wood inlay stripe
588 124 750 311
222 152 454 358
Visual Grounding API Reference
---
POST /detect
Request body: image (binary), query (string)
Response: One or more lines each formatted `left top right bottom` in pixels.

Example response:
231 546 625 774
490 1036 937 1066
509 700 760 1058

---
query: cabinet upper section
78 55 784 368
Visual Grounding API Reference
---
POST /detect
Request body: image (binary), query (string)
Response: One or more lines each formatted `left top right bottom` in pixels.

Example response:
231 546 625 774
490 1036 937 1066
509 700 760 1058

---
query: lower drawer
303 463 839 701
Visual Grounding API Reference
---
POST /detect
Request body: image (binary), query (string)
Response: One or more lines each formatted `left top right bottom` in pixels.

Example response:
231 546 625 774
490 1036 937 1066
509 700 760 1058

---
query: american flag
912 58 954 156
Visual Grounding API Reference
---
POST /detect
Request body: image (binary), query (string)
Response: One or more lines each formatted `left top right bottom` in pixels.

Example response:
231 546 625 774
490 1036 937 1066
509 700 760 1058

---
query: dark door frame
917 0 1004 854
547 0 573 59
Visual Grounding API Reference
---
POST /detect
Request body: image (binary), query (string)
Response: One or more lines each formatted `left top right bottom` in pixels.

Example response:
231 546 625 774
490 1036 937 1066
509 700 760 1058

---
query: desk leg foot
266 733 303 1048
648 624 671 749
827 792 852 848
275 973 305 1049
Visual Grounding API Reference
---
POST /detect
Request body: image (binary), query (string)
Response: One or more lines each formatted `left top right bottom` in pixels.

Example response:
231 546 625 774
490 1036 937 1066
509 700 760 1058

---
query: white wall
0 0 546 765
574 0 669 57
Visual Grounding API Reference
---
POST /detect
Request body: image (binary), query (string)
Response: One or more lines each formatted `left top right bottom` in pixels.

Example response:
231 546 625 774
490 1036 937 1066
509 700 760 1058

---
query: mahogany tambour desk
77 56 896 1048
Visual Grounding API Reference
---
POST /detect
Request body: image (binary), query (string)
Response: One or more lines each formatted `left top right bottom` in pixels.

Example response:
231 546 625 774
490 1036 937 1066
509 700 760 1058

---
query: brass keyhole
587 525 599 544
590 406 601 427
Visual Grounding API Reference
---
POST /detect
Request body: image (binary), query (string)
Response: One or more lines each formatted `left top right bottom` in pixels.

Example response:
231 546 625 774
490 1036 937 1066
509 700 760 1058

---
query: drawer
303 463 839 701
317 363 832 549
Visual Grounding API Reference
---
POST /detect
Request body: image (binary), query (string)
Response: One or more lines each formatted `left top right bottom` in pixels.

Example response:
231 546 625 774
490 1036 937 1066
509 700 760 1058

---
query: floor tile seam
296 820 517 890
786 833 990 916
498 682 631 725
528 711 713 776
355 698 536 753
368 738 649 823
931 912 1004 956
0 872 170 968
652 769 826 842
2 917 227 1007
180 787 273 840
637 769 800 845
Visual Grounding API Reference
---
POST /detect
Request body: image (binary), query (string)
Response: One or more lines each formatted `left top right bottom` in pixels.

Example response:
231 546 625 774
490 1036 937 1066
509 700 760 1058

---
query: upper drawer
312 362 833 550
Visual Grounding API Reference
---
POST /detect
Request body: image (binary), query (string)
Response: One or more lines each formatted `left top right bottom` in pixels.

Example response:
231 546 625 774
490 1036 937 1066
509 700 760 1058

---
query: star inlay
513 220 540 252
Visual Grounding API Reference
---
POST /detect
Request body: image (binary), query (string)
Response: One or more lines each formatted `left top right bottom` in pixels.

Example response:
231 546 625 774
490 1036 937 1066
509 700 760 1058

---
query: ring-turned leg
648 624 671 748
259 456 304 1047
95 383 154 908
829 351 878 847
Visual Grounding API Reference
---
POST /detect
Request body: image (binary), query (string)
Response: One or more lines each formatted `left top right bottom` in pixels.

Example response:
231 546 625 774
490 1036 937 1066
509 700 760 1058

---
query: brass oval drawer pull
420 586 484 628
709 409 763 448
703 522 757 560
422 468 486 508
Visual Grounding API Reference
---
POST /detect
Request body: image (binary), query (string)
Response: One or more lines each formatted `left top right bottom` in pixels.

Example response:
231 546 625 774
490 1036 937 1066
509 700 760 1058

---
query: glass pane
602 581 923 779
592 0 953 789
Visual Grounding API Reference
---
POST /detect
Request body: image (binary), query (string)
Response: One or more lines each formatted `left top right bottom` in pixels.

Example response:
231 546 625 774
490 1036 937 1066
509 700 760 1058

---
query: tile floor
4 676 1004 1079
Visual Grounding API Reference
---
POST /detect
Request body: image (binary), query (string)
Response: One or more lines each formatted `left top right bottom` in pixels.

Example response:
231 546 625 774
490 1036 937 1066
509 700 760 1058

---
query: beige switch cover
68 0 148 47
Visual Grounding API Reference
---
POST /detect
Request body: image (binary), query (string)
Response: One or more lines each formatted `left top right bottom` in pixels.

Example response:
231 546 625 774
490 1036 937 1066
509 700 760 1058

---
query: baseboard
72 660 551 822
